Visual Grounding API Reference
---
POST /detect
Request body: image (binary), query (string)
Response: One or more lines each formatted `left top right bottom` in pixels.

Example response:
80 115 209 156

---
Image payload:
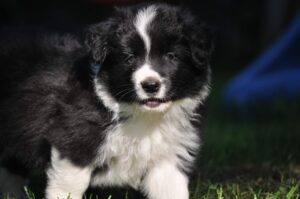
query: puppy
0 3 212 199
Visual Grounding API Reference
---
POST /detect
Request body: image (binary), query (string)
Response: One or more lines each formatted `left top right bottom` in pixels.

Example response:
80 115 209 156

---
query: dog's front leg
142 161 189 199
45 148 92 199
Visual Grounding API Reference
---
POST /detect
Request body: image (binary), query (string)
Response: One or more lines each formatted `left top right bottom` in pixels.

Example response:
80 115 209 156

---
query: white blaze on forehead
134 6 157 54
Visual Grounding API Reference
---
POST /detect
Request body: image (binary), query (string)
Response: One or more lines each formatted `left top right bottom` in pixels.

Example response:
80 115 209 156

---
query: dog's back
0 29 82 99
0 29 83 166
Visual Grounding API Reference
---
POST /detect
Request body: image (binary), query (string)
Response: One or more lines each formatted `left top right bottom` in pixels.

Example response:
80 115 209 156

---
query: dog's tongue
145 100 161 108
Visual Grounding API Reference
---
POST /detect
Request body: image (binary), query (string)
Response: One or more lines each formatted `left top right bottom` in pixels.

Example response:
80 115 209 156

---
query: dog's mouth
139 98 170 108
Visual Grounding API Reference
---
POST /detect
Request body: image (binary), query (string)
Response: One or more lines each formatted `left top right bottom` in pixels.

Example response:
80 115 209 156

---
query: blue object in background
224 14 300 111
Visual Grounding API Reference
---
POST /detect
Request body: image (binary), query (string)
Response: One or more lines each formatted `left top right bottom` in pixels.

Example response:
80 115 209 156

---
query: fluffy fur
0 3 213 199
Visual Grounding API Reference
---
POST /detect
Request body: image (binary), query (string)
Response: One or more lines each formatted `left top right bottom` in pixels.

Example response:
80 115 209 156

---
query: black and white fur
0 3 212 199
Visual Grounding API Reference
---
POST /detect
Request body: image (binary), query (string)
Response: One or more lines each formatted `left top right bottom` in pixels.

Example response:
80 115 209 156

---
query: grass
2 69 300 198
3 178 300 199
190 166 300 199
191 183 299 199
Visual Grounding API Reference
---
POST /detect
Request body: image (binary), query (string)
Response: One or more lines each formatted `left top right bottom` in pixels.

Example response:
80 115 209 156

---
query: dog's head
86 4 213 114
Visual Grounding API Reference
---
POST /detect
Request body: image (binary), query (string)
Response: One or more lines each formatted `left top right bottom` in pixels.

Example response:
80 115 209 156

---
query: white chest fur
91 100 201 189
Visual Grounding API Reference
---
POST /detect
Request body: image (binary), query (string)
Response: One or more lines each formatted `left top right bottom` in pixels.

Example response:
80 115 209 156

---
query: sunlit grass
191 183 299 199
190 169 300 199
2 180 299 199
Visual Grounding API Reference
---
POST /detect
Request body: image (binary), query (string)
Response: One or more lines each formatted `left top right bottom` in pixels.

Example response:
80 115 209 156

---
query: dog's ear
85 20 116 65
187 23 214 70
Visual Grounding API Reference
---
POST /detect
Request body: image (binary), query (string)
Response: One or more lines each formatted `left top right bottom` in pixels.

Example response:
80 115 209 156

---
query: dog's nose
141 78 161 94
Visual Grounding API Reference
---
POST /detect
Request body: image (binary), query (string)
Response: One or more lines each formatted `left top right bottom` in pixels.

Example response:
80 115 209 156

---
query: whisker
114 89 132 98
118 89 136 100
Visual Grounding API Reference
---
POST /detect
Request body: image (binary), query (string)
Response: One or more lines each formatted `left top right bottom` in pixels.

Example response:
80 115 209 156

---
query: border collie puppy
0 3 212 199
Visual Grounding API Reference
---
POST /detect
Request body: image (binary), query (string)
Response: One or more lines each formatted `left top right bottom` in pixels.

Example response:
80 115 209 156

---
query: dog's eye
126 55 135 65
166 52 177 61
